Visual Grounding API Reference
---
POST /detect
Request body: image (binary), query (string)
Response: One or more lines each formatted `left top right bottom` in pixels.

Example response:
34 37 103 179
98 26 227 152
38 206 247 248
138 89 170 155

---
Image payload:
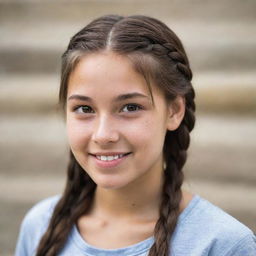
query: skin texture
66 51 190 248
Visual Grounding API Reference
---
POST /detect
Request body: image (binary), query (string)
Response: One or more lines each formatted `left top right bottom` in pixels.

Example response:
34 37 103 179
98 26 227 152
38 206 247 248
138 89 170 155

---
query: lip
89 152 131 168
90 152 130 156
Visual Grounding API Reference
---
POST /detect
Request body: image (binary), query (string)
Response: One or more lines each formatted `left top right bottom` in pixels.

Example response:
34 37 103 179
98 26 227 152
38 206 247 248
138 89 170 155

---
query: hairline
60 49 165 110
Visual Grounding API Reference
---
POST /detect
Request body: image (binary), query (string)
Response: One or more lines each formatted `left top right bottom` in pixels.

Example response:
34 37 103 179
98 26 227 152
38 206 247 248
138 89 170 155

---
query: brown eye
76 105 94 113
122 104 142 112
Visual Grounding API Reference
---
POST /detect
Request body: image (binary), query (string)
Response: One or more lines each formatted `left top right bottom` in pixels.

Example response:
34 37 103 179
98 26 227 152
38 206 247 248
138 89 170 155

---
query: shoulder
22 195 60 228
172 195 256 256
23 194 61 226
191 196 253 236
15 195 61 256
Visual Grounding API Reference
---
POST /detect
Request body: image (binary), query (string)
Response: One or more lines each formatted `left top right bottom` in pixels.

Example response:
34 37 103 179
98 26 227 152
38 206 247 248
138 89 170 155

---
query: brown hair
36 14 196 256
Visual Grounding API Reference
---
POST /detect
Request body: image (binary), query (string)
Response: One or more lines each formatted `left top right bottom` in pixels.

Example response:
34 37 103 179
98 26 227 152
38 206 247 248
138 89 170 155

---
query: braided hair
36 15 196 256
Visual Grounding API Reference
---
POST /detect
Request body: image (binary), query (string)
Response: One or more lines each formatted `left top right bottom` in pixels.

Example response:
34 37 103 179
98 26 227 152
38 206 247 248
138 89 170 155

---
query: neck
91 170 164 220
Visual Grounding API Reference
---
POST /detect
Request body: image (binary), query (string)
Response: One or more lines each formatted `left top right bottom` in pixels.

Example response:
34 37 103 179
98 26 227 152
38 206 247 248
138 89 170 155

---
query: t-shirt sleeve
15 195 60 256
15 214 35 256
225 233 256 256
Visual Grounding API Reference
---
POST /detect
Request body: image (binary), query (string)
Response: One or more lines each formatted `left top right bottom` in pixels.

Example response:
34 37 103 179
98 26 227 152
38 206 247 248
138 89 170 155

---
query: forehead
67 51 161 99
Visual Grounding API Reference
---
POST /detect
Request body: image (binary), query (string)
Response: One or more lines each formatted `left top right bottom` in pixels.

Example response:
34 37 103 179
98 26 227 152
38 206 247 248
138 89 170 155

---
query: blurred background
0 0 255 255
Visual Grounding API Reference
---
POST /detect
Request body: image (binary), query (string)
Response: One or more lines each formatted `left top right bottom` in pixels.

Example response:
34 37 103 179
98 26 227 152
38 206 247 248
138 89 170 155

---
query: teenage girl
15 15 256 256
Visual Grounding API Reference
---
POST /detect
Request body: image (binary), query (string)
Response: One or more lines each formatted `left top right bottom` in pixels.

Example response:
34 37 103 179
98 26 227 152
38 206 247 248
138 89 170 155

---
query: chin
94 177 130 190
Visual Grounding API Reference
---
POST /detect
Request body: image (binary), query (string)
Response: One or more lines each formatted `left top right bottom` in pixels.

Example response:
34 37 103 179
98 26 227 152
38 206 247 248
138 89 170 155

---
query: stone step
1 40 255 74
1 175 255 255
1 20 256 74
1 72 255 114
0 0 255 22
1 175 255 220
1 111 256 254
1 3 256 255
1 113 255 182
1 0 256 74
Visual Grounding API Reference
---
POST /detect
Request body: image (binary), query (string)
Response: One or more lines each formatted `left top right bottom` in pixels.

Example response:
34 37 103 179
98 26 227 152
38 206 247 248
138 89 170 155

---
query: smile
96 154 126 161
90 152 131 168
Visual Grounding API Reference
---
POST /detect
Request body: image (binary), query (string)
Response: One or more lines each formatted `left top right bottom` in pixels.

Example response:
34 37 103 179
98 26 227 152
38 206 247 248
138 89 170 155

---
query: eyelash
74 105 94 114
122 103 143 112
73 103 143 114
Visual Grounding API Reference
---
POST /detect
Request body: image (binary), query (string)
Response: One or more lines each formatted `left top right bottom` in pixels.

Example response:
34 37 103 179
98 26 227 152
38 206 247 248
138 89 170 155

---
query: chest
77 215 156 249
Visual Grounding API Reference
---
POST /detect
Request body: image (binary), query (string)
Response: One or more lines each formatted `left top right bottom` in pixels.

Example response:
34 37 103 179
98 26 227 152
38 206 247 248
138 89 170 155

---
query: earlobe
167 96 186 131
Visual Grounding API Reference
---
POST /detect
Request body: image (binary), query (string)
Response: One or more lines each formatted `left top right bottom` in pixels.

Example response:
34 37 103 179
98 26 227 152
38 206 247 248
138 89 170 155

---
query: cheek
124 118 166 149
66 118 91 150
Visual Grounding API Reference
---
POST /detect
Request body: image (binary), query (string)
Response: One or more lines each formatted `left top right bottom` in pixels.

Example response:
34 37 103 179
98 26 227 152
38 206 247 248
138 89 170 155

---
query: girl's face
66 51 182 190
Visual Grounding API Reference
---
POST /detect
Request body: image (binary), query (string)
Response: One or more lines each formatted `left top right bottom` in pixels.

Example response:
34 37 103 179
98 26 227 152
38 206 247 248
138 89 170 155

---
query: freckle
99 220 108 228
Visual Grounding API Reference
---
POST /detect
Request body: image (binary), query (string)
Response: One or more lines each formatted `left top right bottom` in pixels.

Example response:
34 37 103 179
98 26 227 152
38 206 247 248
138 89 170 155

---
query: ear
166 96 185 131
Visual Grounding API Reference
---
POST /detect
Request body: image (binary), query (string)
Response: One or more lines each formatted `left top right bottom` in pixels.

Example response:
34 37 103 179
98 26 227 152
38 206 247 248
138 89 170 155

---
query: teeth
96 154 125 161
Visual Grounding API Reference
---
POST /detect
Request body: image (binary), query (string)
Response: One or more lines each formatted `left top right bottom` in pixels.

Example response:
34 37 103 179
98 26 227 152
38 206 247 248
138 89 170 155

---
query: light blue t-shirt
15 194 256 256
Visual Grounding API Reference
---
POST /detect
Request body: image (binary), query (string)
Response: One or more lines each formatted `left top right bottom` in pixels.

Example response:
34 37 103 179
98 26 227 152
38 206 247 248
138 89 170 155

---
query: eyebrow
68 92 150 102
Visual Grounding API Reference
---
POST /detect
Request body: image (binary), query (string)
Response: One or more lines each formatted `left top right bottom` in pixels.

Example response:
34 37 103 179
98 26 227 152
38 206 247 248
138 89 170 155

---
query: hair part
36 14 196 256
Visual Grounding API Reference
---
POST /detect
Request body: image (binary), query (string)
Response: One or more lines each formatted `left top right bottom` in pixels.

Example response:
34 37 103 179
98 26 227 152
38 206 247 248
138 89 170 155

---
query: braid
143 42 193 82
146 41 195 255
36 15 123 256
149 104 195 256
36 152 96 256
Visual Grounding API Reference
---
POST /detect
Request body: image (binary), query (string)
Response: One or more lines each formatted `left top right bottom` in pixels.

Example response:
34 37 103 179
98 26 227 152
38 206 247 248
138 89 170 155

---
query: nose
92 115 119 145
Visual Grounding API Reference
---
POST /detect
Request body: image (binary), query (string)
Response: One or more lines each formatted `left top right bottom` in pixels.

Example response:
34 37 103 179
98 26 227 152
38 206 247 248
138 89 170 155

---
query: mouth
89 152 131 162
